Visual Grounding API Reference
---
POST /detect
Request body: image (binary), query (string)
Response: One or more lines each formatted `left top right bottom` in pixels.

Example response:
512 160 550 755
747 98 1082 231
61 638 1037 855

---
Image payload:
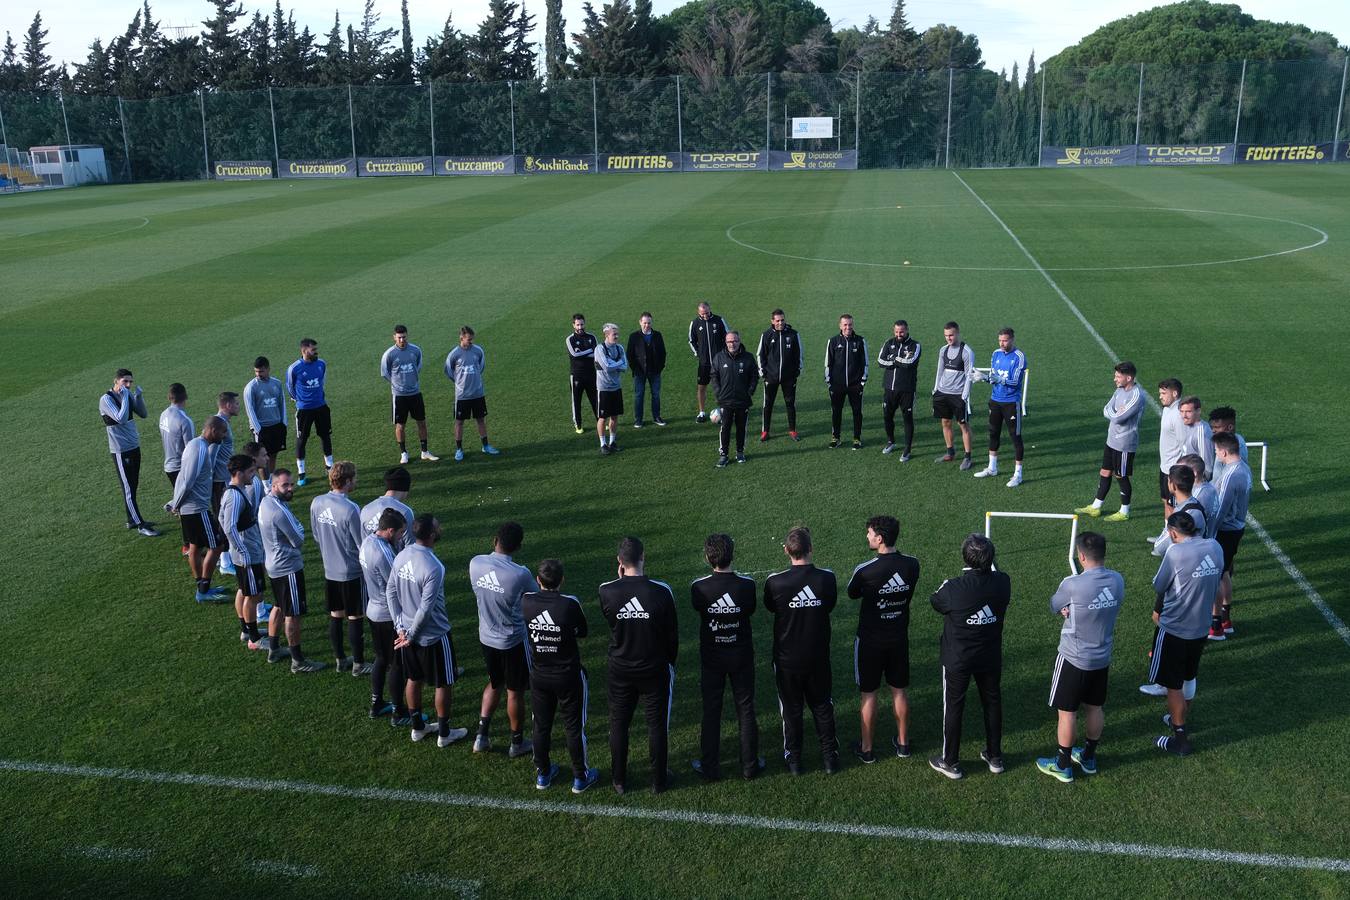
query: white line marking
4 758 1348 873
67 845 152 862
248 860 321 878
404 872 483 898
953 171 1349 650
725 205 1328 272
0 216 152 246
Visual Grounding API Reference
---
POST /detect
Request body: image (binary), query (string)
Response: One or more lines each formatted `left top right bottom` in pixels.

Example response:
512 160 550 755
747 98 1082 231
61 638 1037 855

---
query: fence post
675 75 683 156
1232 58 1247 146
58 90 74 186
591 77 599 168
1332 56 1348 162
267 86 280 166
944 67 953 169
428 81 436 164
783 96 788 151
1134 62 1144 147
117 96 133 183
854 70 861 155
508 81 517 158
198 89 209 178
347 85 358 160
0 93 12 169
765 73 772 164
1037 67 1046 165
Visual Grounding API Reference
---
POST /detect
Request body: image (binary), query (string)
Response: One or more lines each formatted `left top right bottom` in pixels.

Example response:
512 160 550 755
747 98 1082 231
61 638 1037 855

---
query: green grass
2 167 1349 898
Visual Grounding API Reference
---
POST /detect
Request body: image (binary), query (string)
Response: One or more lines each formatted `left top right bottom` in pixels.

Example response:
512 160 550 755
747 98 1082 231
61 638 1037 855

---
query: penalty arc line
2 759 1349 874
951 172 1350 650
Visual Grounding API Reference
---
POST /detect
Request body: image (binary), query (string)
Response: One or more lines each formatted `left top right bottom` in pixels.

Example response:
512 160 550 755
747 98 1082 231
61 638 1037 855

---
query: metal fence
1 56 1347 184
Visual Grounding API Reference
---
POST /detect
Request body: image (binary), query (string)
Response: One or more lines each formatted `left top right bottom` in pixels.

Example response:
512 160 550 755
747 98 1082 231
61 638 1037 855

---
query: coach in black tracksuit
764 526 840 775
598 537 679 795
711 332 759 464
825 315 868 447
757 310 803 438
690 533 761 780
566 315 599 431
523 560 592 786
877 321 922 457
928 534 1012 780
688 302 729 422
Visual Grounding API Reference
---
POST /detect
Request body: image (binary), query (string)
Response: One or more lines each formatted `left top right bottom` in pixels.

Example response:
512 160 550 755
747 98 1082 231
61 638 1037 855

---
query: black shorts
1101 445 1135 478
987 400 1021 443
393 393 427 424
403 633 457 688
1159 470 1173 502
235 562 267 597
1216 529 1243 575
481 642 531 691
211 481 225 514
598 390 623 419
883 391 914 414
166 469 179 487
295 405 332 439
1048 655 1109 711
1148 629 1205 690
696 362 713 386
271 571 308 617
932 392 968 422
325 578 364 616
455 397 487 421
180 510 222 549
853 638 909 692
257 423 287 456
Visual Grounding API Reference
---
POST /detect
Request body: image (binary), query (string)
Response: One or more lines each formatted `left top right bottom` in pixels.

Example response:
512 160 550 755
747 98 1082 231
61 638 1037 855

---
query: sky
7 0 1349 78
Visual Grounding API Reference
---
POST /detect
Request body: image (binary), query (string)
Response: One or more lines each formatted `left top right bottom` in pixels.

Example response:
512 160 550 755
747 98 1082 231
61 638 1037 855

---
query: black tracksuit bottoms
774 660 838 762
532 668 590 780
941 665 1003 766
699 661 758 776
608 666 673 789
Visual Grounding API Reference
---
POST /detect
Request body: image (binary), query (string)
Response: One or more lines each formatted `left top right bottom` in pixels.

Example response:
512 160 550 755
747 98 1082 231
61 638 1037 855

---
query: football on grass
709 408 722 424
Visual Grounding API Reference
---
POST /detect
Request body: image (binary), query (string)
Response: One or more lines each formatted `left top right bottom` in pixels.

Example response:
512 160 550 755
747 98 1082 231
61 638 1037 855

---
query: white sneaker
473 734 491 753
420 450 440 461
1005 472 1023 487
1138 682 1168 697
438 727 470 748
399 451 410 464
973 467 998 479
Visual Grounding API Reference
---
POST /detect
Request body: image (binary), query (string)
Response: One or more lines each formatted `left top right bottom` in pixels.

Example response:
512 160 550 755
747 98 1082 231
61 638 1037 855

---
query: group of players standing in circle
565 304 1028 479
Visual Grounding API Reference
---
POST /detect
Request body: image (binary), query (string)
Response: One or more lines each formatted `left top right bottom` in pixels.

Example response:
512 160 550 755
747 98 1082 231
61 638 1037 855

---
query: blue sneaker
297 475 308 487
207 585 230 597
572 768 600 794
1036 757 1074 783
257 602 272 624
370 702 395 719
195 590 228 603
218 557 236 576
535 763 560 790
482 444 500 455
1071 747 1098 774
454 448 465 462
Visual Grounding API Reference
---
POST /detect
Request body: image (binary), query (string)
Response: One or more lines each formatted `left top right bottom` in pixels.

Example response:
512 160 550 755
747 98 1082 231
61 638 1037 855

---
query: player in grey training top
1180 454 1219 540
169 418 228 603
468 522 536 757
1037 532 1123 783
244 356 288 482
159 383 194 485
361 466 415 551
258 468 323 672
1177 396 1213 480
1210 433 1252 640
1144 513 1222 757
1154 378 1187 541
220 452 268 651
389 515 469 746
211 392 241 575
100 368 158 536
310 460 369 673
380 324 438 465
360 508 409 721
1076 361 1145 522
445 325 500 461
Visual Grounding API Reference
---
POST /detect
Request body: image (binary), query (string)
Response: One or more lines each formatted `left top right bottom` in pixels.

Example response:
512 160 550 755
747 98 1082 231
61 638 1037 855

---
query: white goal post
984 511 1079 575
1247 441 1271 491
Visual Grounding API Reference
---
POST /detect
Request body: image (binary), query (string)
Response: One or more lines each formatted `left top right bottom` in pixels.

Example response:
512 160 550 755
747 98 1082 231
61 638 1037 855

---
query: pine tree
394 0 414 82
571 1 651 78
201 0 247 88
544 0 568 82
317 13 346 86
22 12 56 91
420 15 468 82
0 33 22 92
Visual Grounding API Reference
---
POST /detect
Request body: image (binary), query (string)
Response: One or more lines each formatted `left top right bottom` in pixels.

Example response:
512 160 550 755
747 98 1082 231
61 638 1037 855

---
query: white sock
1120 504 1131 515
323 455 334 468
598 436 606 448
1014 462 1023 474
988 453 997 472
1182 678 1196 701
297 459 306 475
1090 498 1103 509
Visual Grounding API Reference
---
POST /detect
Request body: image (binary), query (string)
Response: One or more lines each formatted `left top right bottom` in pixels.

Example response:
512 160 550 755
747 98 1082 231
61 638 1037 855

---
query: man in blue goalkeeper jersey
972 328 1027 487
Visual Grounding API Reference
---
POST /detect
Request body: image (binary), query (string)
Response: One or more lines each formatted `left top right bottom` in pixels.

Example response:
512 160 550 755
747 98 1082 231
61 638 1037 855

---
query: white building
28 144 109 187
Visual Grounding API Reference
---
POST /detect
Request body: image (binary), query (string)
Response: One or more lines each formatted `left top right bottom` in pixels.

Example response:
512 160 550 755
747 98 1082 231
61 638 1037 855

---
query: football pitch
2 165 1349 897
